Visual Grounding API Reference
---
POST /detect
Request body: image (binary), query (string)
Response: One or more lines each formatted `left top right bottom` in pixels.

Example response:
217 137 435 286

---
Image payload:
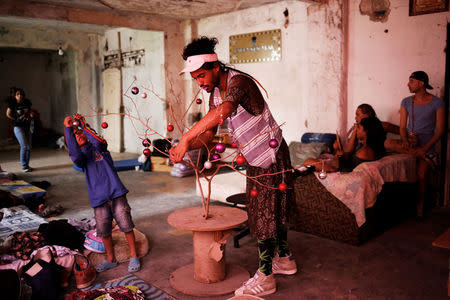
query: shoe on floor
128 257 140 273
22 167 32 173
95 259 117 273
234 269 276 297
39 204 64 218
74 255 96 288
272 253 298 275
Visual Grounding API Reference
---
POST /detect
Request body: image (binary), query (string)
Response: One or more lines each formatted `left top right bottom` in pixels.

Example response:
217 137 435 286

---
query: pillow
289 142 329 166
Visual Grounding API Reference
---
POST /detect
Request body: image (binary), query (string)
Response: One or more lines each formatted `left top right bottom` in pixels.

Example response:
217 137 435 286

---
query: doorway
0 48 77 145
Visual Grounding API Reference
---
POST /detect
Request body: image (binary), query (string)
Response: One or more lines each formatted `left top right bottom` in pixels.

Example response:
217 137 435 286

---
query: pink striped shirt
212 70 282 168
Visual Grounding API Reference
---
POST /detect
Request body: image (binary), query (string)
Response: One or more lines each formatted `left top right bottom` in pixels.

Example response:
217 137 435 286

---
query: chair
226 193 250 248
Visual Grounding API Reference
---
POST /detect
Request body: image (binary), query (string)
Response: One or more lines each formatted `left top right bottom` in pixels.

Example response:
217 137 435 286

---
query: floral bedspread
315 154 416 227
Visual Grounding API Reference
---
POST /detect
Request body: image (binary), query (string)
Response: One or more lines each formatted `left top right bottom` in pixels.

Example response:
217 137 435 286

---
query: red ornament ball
143 148 151 156
215 143 226 153
101 122 108 129
131 87 139 95
269 139 279 148
141 92 147 99
279 182 287 192
231 142 238 148
167 124 174 132
236 155 246 165
250 188 258 197
72 120 79 127
142 138 151 147
196 98 202 104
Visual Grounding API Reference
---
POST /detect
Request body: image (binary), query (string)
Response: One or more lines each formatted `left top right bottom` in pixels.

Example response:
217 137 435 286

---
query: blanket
315 154 416 226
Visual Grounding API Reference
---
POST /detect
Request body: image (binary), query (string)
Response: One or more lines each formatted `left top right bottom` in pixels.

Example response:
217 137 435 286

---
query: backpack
21 247 64 300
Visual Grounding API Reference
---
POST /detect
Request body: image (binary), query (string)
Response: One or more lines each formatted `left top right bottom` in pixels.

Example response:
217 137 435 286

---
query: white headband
179 53 218 75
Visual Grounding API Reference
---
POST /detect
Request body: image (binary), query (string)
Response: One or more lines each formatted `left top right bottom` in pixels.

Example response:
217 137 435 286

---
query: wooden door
101 68 123 152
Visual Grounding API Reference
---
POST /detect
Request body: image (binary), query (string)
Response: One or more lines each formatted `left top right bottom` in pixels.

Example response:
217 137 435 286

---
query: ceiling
31 0 291 20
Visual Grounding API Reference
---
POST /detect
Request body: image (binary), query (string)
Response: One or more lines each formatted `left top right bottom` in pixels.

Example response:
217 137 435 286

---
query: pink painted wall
348 0 449 127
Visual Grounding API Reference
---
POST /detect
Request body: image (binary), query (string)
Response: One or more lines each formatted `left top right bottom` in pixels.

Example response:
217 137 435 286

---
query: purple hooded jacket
64 120 128 208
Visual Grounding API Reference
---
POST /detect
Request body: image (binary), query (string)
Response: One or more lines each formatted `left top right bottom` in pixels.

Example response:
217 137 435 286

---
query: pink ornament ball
236 155 245 165
141 92 147 99
215 143 226 153
250 188 258 197
131 87 139 95
269 139 279 148
101 122 108 129
279 182 287 192
167 124 174 132
143 148 151 156
212 154 221 161
196 98 202 104
204 161 212 169
142 138 151 147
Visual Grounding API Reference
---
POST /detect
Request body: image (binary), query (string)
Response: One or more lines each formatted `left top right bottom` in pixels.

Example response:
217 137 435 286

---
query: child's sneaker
272 253 297 275
234 270 276 297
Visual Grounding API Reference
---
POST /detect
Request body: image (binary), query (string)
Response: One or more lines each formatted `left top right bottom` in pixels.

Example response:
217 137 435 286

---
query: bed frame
292 173 416 245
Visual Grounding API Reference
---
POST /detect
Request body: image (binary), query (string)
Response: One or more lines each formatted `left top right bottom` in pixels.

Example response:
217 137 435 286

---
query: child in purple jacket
64 114 140 273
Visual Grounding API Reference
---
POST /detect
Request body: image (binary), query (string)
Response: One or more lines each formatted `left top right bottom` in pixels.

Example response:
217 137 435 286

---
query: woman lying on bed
302 117 386 172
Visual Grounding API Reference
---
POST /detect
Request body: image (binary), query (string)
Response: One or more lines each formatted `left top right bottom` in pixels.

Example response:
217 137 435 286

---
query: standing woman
6 88 34 172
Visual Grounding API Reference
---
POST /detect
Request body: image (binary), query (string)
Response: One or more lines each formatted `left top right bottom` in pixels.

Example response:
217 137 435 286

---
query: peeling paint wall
306 0 346 136
196 1 309 143
348 0 449 126
0 48 77 140
102 28 165 154
191 0 345 143
0 24 101 138
0 23 102 137
360 0 391 23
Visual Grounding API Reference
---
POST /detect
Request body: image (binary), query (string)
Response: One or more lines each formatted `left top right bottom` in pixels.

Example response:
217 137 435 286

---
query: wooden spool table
168 205 249 297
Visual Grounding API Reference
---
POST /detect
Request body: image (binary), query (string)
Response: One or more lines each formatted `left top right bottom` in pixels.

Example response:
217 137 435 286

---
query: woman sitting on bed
341 103 377 154
333 103 398 156
303 117 386 172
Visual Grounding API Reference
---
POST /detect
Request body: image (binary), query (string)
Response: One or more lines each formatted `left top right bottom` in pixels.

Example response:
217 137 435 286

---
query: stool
226 193 250 248
87 228 149 265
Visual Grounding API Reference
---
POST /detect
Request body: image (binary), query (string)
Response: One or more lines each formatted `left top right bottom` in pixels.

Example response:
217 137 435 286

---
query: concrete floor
1 147 450 300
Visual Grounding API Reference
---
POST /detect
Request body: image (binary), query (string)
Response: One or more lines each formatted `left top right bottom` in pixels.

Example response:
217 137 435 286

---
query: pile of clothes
0 217 102 299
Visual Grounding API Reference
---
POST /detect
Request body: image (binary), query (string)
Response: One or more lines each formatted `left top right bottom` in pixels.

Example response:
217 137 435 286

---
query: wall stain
360 0 391 23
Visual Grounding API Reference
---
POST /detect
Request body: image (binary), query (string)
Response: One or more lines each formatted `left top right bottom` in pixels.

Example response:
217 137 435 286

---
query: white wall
306 0 347 136
102 28 165 154
195 1 311 143
186 0 346 143
348 0 449 126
